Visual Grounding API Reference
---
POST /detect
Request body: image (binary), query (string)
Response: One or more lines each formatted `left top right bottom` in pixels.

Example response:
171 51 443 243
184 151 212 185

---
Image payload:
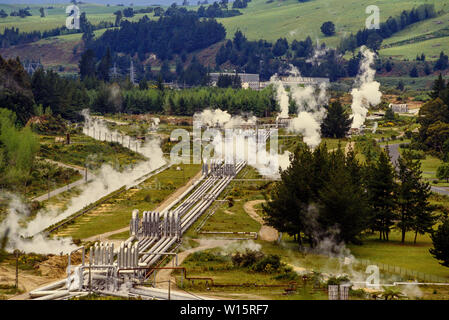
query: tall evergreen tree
366 149 398 241
397 152 434 243
431 74 446 99
320 101 351 138
79 49 96 80
430 218 449 267
97 48 112 82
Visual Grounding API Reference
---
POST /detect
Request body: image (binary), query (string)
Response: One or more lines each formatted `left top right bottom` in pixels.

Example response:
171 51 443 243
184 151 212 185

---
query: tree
430 218 449 267
366 150 398 240
114 10 123 27
435 52 449 71
320 101 351 138
97 48 112 82
431 74 446 99
79 49 96 80
437 163 449 182
272 38 289 57
321 21 335 37
397 153 434 243
318 149 368 244
409 66 419 78
384 107 396 121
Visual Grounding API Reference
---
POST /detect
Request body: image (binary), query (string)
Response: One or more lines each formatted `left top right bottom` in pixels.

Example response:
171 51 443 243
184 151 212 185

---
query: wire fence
356 258 449 283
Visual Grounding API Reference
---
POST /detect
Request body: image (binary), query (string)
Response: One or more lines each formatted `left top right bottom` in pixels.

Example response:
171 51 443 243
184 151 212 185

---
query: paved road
31 159 94 202
384 144 449 196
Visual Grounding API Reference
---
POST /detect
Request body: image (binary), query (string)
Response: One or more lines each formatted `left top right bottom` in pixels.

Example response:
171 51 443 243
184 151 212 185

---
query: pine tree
97 47 111 82
318 148 368 244
79 49 96 80
320 101 352 138
431 74 446 99
366 150 398 240
430 218 449 267
397 153 434 243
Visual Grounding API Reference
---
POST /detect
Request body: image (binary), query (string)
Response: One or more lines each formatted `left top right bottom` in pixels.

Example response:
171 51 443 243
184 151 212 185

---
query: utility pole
168 279 171 300
14 250 19 289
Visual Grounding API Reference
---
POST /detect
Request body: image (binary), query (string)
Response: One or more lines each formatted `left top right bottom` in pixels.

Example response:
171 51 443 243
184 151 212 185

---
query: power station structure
30 129 274 300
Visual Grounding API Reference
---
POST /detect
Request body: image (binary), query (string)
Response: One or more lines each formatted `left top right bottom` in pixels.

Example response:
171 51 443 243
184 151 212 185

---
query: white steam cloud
193 109 257 129
1 110 167 254
350 46 382 129
0 193 77 254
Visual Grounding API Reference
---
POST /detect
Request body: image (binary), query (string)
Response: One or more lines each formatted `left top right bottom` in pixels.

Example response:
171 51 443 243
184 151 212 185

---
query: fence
356 258 449 283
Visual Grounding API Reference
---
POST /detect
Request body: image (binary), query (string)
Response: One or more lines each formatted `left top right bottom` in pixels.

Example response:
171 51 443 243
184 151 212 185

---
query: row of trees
264 144 436 248
92 85 277 117
0 54 89 125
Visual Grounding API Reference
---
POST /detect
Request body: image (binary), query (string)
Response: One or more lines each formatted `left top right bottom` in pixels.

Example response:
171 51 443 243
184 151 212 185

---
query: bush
326 275 350 286
251 254 282 273
188 251 227 263
232 249 264 268
407 150 426 160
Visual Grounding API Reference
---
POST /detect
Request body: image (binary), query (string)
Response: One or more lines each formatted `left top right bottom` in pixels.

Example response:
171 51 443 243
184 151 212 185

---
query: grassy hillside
0 3 153 33
218 0 447 42
2 0 449 74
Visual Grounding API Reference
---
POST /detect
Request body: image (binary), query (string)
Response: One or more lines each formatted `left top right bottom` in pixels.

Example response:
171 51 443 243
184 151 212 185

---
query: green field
218 0 448 46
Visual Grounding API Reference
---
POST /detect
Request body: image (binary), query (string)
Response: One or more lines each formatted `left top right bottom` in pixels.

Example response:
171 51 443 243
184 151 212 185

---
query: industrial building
209 72 260 90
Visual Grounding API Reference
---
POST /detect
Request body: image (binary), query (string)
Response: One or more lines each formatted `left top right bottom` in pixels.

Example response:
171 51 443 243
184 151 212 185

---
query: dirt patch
37 253 83 278
0 253 82 300
243 200 279 242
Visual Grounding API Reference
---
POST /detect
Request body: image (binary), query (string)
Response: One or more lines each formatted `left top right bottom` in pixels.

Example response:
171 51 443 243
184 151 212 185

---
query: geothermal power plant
28 128 272 300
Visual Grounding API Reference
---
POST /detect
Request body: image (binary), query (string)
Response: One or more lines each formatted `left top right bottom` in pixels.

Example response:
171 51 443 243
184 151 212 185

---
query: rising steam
350 46 382 129
1 110 167 254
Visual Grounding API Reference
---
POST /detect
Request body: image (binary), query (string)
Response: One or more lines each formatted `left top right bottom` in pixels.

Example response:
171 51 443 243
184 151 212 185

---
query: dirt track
243 200 279 242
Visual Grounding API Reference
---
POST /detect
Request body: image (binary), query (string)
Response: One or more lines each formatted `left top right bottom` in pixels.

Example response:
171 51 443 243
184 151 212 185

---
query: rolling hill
1 0 449 76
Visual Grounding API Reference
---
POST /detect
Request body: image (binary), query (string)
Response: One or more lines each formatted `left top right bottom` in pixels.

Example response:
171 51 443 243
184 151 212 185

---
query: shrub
326 275 350 286
232 249 264 268
251 254 282 273
188 251 227 263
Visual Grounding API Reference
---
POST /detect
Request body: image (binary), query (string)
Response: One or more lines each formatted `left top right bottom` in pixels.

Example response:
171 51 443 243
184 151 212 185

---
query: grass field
348 231 449 279
218 0 448 47
38 133 146 171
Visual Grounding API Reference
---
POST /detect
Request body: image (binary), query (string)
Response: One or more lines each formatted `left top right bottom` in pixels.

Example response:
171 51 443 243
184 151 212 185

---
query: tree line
263 143 436 248
89 13 226 62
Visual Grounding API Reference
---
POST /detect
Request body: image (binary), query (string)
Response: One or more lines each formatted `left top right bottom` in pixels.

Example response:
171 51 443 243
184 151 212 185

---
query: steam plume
350 46 382 129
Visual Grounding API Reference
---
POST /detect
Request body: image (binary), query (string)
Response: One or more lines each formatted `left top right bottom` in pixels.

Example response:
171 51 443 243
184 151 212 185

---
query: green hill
1 0 449 72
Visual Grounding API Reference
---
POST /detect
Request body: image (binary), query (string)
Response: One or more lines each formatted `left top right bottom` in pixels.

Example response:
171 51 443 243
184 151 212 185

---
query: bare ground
243 200 279 242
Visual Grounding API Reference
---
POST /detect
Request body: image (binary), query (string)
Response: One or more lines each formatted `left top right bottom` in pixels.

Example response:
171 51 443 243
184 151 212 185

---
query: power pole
168 279 171 300
14 250 19 289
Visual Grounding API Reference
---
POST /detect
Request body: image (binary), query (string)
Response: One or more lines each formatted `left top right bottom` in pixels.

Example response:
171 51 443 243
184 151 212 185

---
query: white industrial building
389 103 409 113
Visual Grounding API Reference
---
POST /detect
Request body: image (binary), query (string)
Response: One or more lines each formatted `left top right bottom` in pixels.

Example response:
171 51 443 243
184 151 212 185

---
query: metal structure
31 129 274 300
